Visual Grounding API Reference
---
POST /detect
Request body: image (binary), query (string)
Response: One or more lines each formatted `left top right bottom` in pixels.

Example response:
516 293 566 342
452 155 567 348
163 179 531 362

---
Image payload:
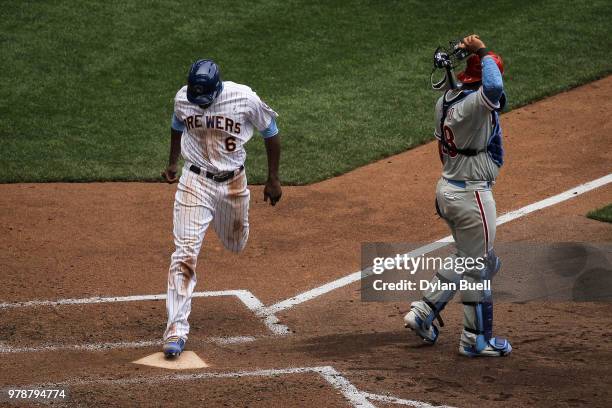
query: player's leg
164 169 215 352
212 171 250 253
457 188 511 356
405 259 460 344
405 179 461 343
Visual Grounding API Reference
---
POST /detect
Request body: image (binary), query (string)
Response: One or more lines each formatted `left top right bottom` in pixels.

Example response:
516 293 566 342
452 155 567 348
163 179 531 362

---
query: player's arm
162 113 184 183
433 97 443 140
480 53 503 105
461 34 504 106
262 118 282 206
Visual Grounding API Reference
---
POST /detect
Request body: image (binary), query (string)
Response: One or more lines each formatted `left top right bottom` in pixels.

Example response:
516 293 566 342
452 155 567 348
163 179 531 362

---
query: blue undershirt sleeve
481 57 503 105
260 117 279 138
171 113 185 132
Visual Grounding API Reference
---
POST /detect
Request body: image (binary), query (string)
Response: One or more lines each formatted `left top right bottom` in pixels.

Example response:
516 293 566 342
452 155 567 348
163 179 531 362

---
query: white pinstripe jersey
174 81 278 172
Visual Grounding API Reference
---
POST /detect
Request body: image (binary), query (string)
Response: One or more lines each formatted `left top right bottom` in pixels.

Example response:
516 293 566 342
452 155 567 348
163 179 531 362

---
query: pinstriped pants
164 164 250 340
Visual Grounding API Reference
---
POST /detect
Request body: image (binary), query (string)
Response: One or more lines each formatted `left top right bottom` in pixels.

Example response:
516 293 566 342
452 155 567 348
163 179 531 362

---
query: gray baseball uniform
409 54 508 354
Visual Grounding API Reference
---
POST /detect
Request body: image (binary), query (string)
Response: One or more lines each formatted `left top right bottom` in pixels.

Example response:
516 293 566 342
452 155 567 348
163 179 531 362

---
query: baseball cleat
404 309 439 344
459 337 512 357
163 336 186 358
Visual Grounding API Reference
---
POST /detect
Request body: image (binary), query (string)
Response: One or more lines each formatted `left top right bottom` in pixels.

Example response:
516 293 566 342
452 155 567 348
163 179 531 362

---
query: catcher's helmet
186 59 223 106
457 52 504 84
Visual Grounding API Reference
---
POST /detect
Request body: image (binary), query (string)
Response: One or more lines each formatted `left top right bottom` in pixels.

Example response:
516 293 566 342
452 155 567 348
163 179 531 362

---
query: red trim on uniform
475 191 489 255
479 87 499 111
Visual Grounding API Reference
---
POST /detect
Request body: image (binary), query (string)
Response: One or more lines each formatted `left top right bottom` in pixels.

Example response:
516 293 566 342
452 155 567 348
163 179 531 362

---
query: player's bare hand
459 34 486 53
264 178 282 206
162 165 179 184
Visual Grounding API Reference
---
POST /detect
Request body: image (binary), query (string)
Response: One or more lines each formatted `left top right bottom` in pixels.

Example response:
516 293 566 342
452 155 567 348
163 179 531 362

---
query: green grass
587 204 612 223
1 0 611 183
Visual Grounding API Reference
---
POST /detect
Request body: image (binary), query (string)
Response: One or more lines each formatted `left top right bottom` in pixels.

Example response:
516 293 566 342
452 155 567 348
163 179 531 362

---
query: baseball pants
164 163 250 340
413 177 497 347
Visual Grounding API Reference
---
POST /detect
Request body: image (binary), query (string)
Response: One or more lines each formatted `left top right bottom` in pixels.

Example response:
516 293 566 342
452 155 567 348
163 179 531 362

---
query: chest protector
439 90 505 167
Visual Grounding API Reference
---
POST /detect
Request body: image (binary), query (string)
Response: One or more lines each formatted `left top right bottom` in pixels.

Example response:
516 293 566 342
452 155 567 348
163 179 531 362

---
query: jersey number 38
438 125 458 161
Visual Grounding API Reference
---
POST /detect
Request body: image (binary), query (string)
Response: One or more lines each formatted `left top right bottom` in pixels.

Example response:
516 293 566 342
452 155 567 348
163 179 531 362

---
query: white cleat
459 337 512 357
404 309 439 344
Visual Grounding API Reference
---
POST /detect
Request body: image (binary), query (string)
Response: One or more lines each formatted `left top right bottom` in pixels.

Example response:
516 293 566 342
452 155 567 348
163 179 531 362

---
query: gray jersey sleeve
434 96 444 139
458 87 500 117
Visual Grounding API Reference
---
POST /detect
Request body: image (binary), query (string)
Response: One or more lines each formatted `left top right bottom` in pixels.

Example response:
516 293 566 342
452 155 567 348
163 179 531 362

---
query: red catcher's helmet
457 52 504 84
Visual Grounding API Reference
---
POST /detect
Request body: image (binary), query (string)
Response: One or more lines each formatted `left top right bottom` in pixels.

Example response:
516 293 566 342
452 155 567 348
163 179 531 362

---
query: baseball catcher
404 34 511 357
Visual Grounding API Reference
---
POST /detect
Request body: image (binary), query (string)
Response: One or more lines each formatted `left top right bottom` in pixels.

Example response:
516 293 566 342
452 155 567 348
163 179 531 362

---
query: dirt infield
1 77 611 407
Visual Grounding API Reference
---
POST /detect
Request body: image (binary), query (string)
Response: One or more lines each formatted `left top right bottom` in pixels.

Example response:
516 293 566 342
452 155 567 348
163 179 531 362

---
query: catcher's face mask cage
430 39 470 91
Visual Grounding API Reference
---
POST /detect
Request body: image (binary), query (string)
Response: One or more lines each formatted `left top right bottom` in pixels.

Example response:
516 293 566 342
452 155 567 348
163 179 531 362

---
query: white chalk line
3 174 608 336
1 289 241 309
21 365 449 408
0 289 290 338
0 290 288 354
317 366 376 408
1 174 609 356
264 173 612 314
232 290 291 336
209 335 257 345
0 335 260 354
265 240 452 315
1 174 609 406
0 339 160 354
363 392 455 408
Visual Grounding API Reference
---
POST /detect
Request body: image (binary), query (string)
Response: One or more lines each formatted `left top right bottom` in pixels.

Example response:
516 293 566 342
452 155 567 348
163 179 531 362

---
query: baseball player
404 35 512 357
161 59 282 357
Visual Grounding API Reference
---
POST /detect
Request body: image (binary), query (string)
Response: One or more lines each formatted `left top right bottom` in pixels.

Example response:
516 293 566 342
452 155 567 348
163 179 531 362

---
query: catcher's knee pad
466 277 493 345
461 302 511 357
422 297 448 329
405 271 459 344
422 269 461 324
485 249 501 278
463 293 513 355
460 248 509 354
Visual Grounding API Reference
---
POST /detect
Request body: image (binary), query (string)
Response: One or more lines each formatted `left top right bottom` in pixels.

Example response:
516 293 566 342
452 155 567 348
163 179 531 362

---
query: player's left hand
162 164 179 184
459 34 486 54
264 178 282 206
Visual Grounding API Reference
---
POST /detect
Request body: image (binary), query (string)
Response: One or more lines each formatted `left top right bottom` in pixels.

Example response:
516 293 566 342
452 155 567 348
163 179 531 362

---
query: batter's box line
263 172 612 315
0 336 262 354
22 365 456 408
0 289 290 337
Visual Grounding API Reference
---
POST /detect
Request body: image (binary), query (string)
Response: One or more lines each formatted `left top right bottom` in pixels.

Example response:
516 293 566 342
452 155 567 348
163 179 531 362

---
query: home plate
132 352 209 370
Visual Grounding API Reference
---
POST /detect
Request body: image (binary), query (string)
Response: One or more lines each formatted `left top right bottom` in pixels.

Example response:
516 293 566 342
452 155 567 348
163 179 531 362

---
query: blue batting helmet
186 59 223 106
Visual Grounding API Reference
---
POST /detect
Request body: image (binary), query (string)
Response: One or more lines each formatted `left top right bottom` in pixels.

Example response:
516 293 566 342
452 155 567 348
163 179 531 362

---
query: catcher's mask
187 59 224 106
430 39 470 91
